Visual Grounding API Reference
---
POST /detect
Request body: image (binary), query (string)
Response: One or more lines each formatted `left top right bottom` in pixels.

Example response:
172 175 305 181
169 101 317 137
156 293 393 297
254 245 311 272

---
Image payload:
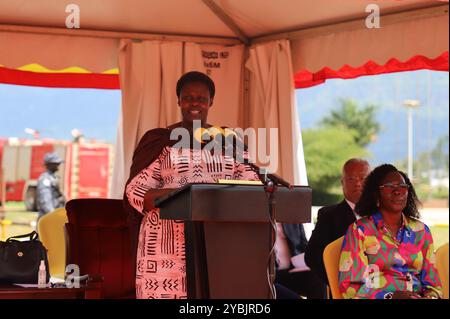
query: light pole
403 100 420 180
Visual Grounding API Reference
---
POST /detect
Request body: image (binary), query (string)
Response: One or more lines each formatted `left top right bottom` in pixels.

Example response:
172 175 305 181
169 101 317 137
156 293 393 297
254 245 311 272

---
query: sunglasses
379 183 410 193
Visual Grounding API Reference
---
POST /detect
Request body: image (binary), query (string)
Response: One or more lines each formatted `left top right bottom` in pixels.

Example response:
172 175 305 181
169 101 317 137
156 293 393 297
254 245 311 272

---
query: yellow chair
323 236 344 299
37 207 68 280
436 242 449 299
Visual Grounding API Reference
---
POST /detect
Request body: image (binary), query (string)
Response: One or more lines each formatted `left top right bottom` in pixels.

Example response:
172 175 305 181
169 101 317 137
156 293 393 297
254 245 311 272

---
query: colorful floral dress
126 146 259 299
338 211 442 299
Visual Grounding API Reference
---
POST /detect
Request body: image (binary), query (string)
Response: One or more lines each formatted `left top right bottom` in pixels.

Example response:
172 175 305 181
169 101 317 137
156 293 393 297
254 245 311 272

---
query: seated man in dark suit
304 158 370 285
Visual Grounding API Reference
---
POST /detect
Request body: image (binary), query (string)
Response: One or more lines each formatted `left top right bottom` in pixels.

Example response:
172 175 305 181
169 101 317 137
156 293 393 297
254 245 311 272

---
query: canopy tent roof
0 0 445 40
0 0 448 88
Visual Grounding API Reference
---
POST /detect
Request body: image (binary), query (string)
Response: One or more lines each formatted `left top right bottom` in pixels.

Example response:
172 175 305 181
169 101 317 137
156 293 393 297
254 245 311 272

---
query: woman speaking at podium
124 71 259 299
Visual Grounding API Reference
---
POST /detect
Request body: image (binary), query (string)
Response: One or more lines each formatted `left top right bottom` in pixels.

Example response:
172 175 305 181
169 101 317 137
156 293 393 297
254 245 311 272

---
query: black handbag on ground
0 231 50 284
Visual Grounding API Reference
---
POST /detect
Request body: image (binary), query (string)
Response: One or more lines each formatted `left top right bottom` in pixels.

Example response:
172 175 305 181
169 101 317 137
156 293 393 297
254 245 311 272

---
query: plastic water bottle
38 260 47 288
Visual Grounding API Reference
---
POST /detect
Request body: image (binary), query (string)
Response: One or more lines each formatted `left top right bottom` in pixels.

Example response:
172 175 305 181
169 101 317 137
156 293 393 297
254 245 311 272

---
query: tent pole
201 0 249 45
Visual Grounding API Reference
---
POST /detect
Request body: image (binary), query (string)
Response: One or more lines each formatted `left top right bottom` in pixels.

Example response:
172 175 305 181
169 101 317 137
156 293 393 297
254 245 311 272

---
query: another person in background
305 158 370 285
36 152 65 223
275 223 327 298
339 164 442 299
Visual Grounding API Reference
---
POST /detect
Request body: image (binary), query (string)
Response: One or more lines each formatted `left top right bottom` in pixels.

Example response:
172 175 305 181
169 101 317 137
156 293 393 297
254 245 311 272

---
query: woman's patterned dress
126 146 259 299
338 211 442 299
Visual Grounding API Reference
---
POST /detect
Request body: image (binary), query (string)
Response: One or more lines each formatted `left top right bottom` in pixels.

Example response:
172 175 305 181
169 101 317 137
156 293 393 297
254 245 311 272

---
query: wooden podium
155 183 311 299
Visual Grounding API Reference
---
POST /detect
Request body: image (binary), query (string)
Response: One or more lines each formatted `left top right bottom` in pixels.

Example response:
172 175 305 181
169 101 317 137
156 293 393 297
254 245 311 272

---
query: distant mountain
296 70 449 166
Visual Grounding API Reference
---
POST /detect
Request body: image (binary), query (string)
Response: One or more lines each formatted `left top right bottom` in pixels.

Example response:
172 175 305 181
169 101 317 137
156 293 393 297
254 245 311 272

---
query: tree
431 135 449 175
397 134 449 180
395 134 449 201
303 127 368 194
321 98 380 147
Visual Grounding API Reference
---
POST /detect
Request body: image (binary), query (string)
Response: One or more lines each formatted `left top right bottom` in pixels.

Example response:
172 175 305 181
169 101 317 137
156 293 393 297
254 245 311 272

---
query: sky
0 85 121 143
0 70 448 166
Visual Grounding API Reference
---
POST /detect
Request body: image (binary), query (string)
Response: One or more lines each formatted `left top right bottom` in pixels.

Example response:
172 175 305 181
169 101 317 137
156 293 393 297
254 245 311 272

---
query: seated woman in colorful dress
338 164 442 299
124 71 261 299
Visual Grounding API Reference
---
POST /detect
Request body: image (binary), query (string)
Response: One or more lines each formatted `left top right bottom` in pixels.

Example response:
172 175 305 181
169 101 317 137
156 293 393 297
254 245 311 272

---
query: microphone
193 126 239 148
193 126 245 160
193 126 292 188
193 127 212 144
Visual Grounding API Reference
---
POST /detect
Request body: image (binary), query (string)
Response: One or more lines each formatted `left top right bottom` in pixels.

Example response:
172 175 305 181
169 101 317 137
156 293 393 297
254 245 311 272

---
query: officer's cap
44 152 64 165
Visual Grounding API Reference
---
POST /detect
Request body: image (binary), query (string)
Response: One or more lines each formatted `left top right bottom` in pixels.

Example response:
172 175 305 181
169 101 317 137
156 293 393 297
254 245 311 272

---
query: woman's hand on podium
143 191 156 210
143 189 175 211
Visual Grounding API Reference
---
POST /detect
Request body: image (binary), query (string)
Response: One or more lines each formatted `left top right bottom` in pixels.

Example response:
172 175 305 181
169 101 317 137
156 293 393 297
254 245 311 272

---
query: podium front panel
203 222 271 299
156 184 311 223
154 183 312 299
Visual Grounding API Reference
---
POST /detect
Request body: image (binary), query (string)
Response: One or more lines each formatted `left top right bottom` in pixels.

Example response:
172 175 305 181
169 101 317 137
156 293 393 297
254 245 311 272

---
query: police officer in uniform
36 152 66 223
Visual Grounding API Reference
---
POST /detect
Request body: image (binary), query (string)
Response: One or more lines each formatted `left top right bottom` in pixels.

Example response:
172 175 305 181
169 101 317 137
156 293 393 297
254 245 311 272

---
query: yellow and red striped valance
0 64 120 89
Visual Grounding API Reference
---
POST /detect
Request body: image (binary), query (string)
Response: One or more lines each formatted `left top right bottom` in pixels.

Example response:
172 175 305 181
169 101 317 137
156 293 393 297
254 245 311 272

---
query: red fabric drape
0 66 120 89
1 52 448 89
294 52 449 89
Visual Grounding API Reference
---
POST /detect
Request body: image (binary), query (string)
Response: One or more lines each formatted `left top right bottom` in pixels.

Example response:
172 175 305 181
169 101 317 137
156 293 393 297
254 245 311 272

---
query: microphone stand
244 161 293 190
221 130 293 189
242 159 293 300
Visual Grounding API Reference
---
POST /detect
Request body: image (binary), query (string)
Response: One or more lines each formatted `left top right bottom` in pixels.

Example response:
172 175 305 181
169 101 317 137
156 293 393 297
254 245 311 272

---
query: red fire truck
0 138 113 211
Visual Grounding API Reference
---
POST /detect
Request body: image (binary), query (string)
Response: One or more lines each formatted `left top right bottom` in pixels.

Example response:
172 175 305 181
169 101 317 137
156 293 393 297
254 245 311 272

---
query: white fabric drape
200 44 246 127
110 112 125 199
246 40 307 185
110 39 306 197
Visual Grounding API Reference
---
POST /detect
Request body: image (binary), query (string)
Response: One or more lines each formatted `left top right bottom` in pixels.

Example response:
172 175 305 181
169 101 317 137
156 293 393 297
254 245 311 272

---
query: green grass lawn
3 201 27 209
1 202 37 240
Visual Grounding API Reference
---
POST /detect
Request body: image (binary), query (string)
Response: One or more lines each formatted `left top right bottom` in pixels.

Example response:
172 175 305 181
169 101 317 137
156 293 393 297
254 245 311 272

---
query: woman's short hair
176 71 215 99
355 163 421 218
